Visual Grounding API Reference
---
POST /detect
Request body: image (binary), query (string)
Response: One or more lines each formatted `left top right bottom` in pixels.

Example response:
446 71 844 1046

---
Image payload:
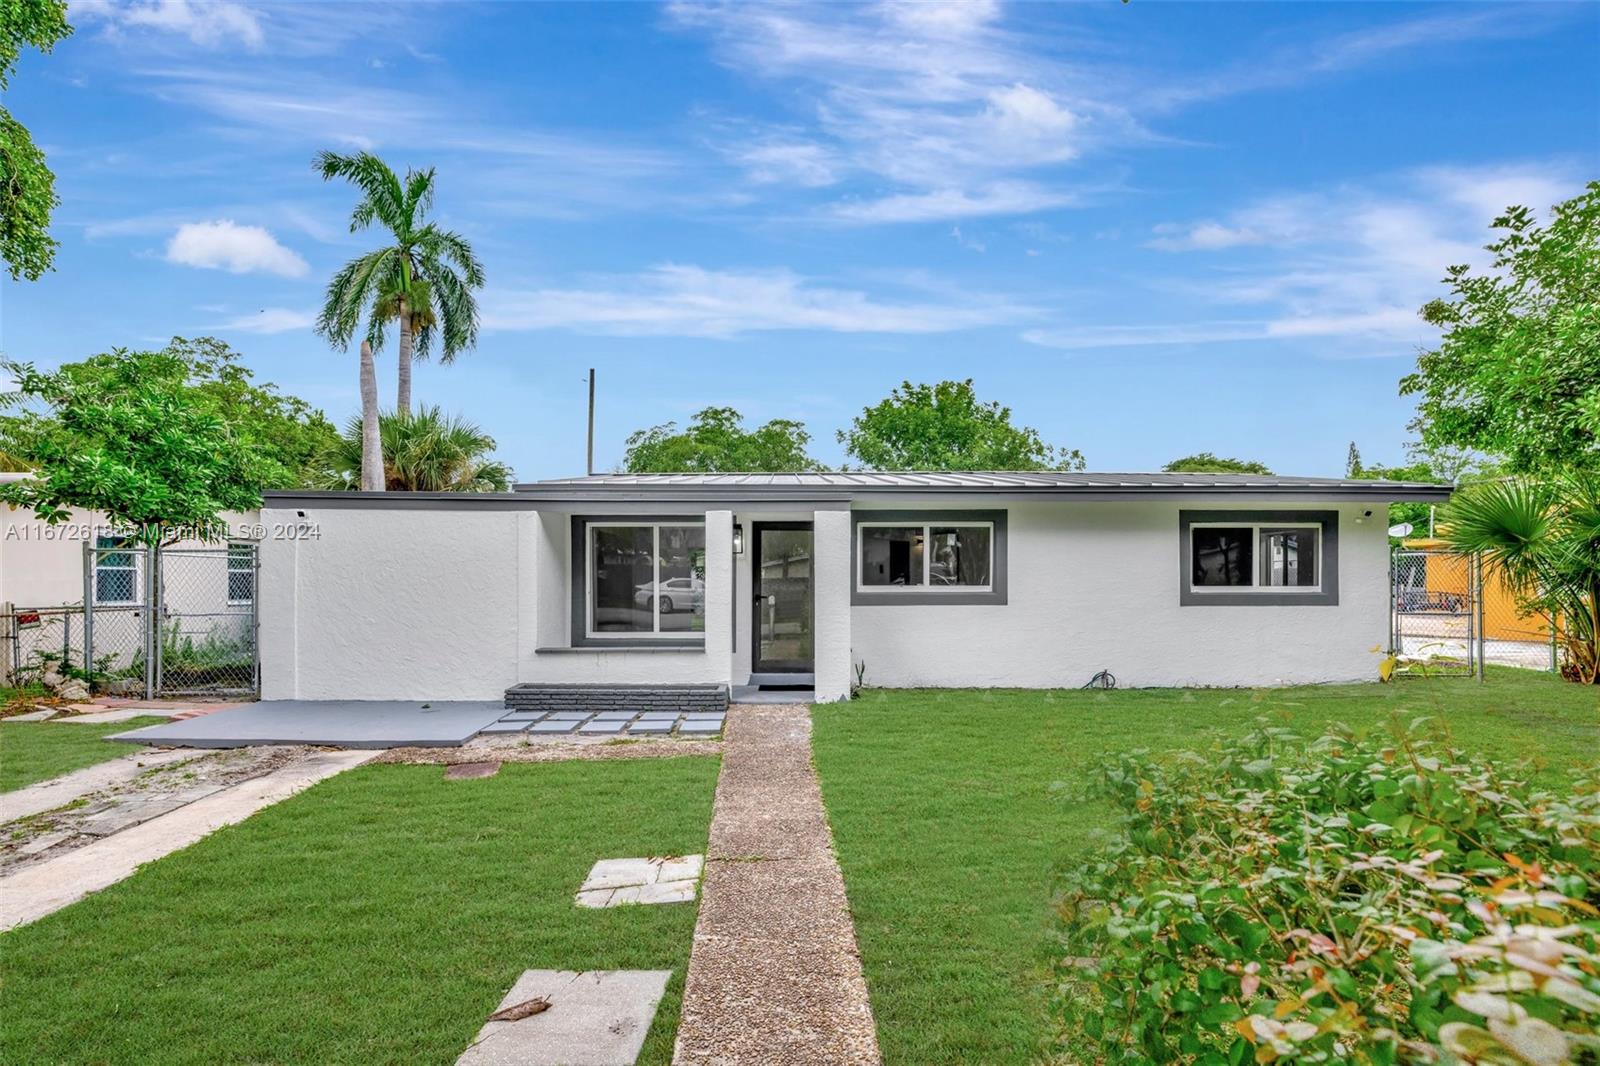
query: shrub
1057 718 1600 1064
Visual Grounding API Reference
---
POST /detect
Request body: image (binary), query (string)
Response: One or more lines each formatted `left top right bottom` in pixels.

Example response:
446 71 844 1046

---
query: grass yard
0 716 167 792
1 756 720 1064
812 670 1599 1065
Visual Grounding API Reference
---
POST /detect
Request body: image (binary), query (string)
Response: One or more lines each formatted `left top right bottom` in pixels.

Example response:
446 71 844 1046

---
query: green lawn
0 716 167 792
813 671 1599 1065
1 757 720 1064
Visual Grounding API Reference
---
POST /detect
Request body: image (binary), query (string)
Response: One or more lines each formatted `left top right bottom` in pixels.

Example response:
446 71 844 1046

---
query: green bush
1058 718 1600 1064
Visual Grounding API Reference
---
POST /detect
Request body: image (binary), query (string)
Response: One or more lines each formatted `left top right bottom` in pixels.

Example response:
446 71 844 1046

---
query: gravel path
673 703 881 1065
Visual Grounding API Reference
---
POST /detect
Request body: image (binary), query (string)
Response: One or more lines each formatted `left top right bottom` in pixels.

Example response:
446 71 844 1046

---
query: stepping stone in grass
456 969 671 1066
574 854 704 908
445 762 501 781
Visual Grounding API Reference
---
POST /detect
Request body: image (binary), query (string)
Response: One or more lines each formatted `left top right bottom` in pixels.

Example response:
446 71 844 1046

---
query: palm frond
318 248 397 349
313 150 409 235
403 167 436 223
317 406 510 492
423 265 480 363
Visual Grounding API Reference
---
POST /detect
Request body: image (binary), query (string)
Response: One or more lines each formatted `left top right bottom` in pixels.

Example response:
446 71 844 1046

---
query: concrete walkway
0 747 208 824
674 703 881 1065
0 748 376 931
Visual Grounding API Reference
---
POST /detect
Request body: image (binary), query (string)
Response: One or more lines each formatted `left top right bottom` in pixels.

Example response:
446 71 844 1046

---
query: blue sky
4 0 1597 480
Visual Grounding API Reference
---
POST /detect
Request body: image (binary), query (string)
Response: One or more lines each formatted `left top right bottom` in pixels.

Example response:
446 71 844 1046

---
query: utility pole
586 368 596 476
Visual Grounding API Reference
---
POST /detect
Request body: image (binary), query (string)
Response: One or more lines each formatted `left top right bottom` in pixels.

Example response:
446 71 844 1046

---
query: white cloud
670 2 1116 220
829 181 1076 224
733 141 839 187
71 0 264 49
165 220 308 277
482 264 1032 338
216 307 316 334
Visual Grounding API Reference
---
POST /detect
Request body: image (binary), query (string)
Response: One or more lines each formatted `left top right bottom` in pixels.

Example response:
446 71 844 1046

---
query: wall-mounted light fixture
733 523 745 554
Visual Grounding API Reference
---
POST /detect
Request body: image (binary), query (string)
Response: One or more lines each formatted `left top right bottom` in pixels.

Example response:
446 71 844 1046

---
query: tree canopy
2 337 339 487
1162 452 1272 475
1400 181 1600 472
0 0 71 280
316 406 512 492
0 349 286 544
838 379 1084 471
623 406 823 473
314 150 485 415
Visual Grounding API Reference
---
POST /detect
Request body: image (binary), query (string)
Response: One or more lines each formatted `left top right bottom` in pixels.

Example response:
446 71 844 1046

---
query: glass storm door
752 523 814 674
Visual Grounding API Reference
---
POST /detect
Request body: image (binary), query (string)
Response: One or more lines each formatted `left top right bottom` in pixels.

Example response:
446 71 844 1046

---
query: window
227 543 255 604
94 533 137 604
1179 510 1339 606
851 510 1007 605
584 521 705 639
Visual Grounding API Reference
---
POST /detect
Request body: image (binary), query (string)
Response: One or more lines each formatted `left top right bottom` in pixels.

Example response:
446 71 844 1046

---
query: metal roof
506 470 1454 502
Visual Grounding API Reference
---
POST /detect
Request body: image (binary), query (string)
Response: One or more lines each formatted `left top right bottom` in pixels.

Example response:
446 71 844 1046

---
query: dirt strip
376 736 722 766
673 703 881 1065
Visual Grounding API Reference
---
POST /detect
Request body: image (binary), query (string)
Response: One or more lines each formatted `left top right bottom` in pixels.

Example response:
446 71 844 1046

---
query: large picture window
851 510 1008 606
1179 510 1339 606
585 521 706 639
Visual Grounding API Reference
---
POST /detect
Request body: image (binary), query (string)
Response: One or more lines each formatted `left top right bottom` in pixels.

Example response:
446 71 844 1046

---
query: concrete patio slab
0 748 376 931
456 969 671 1066
107 701 506 749
0 747 210 824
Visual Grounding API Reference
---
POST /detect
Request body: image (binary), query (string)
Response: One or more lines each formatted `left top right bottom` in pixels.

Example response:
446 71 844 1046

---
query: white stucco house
257 471 1451 705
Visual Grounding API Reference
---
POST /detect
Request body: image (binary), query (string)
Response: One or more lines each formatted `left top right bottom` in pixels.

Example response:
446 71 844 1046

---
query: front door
752 522 814 674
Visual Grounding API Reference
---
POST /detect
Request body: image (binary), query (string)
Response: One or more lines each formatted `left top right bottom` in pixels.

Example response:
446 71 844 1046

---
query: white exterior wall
850 500 1389 689
260 503 734 700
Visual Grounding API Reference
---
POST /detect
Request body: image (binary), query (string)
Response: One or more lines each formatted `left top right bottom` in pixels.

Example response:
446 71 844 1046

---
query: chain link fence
1 542 257 697
1391 545 1561 677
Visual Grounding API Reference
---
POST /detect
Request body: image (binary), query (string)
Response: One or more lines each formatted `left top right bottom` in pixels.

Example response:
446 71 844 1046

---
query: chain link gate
77 540 259 698
1391 545 1563 678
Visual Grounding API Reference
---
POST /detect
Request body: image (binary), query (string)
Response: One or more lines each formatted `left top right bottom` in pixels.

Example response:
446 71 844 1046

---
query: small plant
1057 717 1599 1064
852 659 867 698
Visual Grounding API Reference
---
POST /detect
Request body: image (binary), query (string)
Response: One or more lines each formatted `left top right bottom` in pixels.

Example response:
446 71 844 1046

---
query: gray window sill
536 644 706 654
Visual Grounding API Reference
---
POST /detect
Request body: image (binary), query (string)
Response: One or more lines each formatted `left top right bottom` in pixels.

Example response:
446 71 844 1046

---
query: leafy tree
0 0 72 280
314 150 485 416
2 337 339 487
1400 181 1600 472
623 406 823 473
1442 470 1600 683
316 406 512 492
839 379 1084 471
1162 452 1272 475
0 350 284 544
1344 441 1363 478
1348 442 1498 538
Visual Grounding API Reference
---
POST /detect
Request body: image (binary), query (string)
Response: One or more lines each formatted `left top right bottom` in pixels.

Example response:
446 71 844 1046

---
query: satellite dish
1388 522 1414 538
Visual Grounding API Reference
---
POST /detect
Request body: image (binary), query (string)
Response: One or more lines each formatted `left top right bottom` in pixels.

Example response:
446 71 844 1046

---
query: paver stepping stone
578 720 626 735
499 712 544 722
456 969 671 1066
575 854 704 908
627 720 674 734
444 762 501 781
479 722 529 735
637 711 680 720
592 711 635 721
1 746 208 825
5 709 54 722
679 719 723 735
530 719 580 734
546 712 591 721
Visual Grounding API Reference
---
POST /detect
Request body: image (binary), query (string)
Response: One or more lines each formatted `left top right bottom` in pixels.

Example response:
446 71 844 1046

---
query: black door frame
750 521 814 674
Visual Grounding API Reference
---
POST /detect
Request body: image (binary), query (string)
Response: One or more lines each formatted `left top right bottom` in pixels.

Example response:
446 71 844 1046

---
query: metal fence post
1474 552 1487 683
145 544 158 700
1550 613 1560 674
82 540 94 687
251 543 262 697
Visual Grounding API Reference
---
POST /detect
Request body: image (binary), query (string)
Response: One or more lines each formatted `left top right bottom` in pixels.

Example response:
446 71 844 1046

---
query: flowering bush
1057 719 1600 1064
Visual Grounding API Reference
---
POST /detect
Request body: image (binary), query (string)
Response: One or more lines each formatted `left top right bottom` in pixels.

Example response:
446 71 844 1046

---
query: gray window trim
1178 509 1339 606
569 514 708 649
850 509 1008 606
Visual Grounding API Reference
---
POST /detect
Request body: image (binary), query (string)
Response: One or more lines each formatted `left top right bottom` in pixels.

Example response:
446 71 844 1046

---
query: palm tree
317 406 513 493
357 340 382 491
313 151 485 416
1442 470 1600 683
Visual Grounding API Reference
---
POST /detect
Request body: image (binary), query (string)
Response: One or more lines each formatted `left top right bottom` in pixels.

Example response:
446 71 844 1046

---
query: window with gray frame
851 510 1008 605
573 518 706 644
1179 510 1339 606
